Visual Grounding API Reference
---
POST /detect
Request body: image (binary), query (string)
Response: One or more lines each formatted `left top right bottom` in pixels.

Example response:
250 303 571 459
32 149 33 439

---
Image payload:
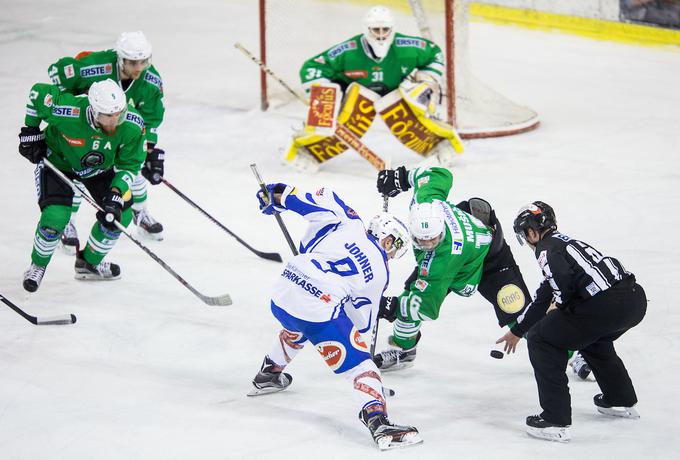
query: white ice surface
1 1 679 458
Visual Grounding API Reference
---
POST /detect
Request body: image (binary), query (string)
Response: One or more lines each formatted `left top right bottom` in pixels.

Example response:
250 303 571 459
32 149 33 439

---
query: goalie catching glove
377 166 410 198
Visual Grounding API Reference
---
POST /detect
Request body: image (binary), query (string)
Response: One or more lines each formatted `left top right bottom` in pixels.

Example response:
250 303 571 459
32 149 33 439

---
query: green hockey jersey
25 83 146 195
47 49 164 145
300 33 444 96
398 167 493 323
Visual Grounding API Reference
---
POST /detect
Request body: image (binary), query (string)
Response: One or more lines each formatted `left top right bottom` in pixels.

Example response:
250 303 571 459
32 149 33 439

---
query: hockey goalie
284 5 463 173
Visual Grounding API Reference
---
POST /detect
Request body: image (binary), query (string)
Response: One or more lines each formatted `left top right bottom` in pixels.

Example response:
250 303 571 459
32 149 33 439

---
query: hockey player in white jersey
249 183 422 451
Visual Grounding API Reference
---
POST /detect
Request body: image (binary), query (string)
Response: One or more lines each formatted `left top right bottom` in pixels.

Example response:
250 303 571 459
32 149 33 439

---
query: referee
496 201 647 442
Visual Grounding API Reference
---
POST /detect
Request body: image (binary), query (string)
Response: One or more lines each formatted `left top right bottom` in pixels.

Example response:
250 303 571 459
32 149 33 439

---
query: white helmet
88 79 127 121
363 6 395 59
116 31 152 63
409 201 446 251
367 212 410 259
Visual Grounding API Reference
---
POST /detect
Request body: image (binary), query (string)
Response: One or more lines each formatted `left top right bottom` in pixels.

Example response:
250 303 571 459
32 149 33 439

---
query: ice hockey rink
1 0 679 458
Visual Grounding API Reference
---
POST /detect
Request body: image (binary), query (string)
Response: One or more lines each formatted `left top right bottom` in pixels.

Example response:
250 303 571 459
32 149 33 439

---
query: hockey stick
42 159 232 307
234 43 385 170
161 178 282 263
370 170 391 358
250 163 298 256
1 293 76 325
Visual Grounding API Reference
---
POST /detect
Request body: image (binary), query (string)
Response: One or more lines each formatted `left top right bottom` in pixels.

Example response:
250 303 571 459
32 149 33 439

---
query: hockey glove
378 296 398 323
18 126 47 164
256 183 288 215
376 166 410 198
142 147 165 185
96 189 124 230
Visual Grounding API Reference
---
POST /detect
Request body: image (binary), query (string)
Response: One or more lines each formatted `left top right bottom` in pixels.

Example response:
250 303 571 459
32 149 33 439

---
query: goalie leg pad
376 88 464 157
283 83 379 167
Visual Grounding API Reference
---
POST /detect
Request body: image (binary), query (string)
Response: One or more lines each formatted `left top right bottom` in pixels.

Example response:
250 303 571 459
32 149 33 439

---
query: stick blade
36 314 77 326
200 293 233 306
257 251 283 263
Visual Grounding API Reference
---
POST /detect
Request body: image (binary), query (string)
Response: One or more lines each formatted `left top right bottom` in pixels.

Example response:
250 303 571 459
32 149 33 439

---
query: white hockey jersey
271 186 389 333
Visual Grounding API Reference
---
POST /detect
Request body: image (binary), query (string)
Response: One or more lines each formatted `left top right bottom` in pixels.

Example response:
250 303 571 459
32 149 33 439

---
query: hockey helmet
363 6 395 59
116 31 152 70
513 201 557 245
368 212 410 259
409 201 446 251
88 79 127 125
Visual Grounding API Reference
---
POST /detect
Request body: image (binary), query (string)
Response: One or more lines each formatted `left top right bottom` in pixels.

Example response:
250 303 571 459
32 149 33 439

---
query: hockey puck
384 387 396 397
70 314 77 324
490 350 504 359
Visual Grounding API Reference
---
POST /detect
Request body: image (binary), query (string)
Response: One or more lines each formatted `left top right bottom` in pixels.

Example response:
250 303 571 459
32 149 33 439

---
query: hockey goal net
258 0 539 139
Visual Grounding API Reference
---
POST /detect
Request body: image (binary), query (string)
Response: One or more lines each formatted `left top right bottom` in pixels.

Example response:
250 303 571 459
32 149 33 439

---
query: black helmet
513 201 557 245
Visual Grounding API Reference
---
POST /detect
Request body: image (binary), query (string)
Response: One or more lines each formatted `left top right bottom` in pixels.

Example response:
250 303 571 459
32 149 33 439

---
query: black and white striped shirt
512 231 631 336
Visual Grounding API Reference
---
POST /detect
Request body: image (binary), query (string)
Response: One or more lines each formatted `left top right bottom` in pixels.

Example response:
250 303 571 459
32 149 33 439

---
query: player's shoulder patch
143 68 163 91
52 105 82 118
79 62 114 78
394 34 427 49
414 279 429 292
328 39 358 60
124 110 145 131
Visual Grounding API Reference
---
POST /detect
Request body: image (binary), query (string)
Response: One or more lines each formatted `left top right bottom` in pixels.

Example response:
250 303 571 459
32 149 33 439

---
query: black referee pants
525 277 647 425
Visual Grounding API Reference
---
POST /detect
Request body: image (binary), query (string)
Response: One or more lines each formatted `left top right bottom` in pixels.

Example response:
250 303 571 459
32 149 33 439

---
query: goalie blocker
284 81 463 171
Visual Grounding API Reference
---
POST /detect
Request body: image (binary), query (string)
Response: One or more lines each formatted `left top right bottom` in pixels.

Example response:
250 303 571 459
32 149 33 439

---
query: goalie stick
161 178 282 263
235 42 385 170
42 159 232 307
1 293 76 326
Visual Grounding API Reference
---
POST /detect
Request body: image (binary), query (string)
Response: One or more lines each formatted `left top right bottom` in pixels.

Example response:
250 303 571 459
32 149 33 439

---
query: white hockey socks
346 359 386 415
267 328 307 368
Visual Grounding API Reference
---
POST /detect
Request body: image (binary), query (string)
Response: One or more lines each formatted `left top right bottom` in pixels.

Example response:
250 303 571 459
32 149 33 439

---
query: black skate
60 220 79 255
360 407 423 450
570 351 592 381
526 415 571 442
373 339 417 372
74 251 121 281
594 394 640 419
133 208 164 241
23 263 46 293
247 356 293 397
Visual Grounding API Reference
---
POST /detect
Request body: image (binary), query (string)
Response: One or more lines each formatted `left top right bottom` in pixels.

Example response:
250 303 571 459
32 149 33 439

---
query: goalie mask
409 201 446 252
88 79 127 130
367 212 410 259
116 31 152 78
513 201 557 246
363 6 395 60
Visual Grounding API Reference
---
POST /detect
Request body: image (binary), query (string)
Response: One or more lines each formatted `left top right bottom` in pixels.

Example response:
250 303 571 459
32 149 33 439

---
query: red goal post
258 0 539 139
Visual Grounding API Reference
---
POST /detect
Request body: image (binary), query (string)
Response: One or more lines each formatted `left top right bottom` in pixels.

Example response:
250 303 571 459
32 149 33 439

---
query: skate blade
74 273 122 281
59 243 78 255
596 406 640 419
526 426 571 443
377 432 423 451
247 386 287 397
136 227 164 241
380 361 415 373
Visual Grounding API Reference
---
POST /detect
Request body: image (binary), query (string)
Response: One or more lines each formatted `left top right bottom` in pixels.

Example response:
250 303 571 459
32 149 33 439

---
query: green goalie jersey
47 49 165 145
398 167 493 323
25 83 146 195
299 33 444 96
